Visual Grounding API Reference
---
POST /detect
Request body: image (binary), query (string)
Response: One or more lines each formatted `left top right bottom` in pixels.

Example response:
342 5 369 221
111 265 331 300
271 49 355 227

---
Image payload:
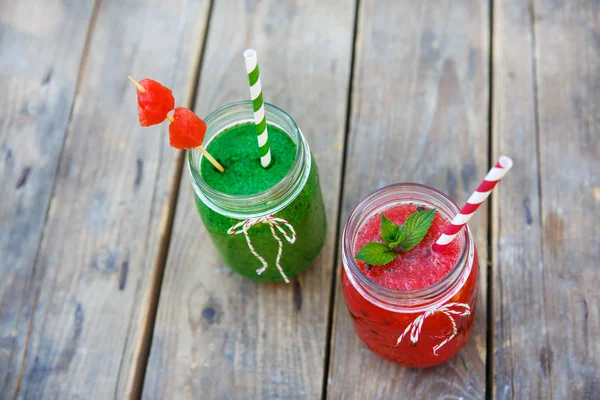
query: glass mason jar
187 101 326 282
341 183 478 367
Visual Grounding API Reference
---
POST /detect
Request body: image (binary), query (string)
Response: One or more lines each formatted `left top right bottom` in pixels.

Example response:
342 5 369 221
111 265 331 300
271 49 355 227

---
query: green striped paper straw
243 49 272 168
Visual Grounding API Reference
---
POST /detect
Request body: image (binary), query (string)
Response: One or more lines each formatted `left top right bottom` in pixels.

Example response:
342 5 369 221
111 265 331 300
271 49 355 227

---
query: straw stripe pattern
432 157 513 252
227 215 296 283
244 49 271 167
395 302 471 355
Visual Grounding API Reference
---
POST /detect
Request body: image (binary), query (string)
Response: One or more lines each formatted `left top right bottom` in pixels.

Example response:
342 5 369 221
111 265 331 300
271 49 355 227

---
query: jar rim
187 101 310 218
341 183 474 311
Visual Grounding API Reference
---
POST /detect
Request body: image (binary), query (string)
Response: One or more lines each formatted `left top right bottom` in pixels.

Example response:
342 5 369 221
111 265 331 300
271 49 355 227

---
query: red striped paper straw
432 156 513 253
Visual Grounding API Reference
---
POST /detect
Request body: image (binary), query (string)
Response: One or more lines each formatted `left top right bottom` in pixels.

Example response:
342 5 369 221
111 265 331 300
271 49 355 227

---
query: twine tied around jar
227 215 296 283
395 302 471 355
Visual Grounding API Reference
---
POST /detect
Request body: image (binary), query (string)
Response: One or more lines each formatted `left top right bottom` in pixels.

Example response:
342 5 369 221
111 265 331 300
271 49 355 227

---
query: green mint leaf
398 208 436 251
380 214 400 244
388 226 406 249
355 242 397 265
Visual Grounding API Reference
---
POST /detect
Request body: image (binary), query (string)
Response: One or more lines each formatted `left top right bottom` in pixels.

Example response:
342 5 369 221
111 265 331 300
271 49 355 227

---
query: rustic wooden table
1 0 598 399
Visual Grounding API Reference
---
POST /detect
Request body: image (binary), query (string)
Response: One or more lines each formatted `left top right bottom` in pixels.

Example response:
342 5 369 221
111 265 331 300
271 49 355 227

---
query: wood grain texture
327 0 490 398
11 0 211 398
142 0 356 398
533 0 600 398
0 0 97 396
491 0 551 398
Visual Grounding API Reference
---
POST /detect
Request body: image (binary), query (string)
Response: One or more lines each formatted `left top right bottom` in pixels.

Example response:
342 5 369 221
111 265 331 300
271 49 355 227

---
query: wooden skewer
128 76 145 92
196 145 225 173
166 114 225 173
129 76 225 173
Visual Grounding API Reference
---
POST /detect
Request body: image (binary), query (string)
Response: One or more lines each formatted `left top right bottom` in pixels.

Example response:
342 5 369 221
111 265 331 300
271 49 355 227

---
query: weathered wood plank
327 0 490 398
12 0 211 398
533 0 600 398
0 0 97 396
142 0 356 398
491 0 551 398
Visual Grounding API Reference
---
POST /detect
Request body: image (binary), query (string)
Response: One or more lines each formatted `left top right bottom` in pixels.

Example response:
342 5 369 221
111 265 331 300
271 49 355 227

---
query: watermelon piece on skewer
129 77 175 126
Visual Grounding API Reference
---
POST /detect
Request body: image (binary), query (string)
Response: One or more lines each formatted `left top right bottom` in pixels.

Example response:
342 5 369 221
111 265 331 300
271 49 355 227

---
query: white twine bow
395 302 471 355
227 215 296 283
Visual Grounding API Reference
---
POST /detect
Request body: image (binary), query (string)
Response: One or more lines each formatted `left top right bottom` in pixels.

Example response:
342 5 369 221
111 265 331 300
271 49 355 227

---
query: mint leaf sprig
355 208 436 266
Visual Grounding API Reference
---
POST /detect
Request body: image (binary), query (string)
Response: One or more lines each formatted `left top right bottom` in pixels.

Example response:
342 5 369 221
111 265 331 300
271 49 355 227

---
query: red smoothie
341 184 478 368
354 203 461 291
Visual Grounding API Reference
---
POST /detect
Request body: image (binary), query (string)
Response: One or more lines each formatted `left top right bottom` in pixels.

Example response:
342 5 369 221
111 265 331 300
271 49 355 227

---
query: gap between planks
320 0 361 399
130 0 217 398
527 0 554 395
11 0 104 397
485 0 495 398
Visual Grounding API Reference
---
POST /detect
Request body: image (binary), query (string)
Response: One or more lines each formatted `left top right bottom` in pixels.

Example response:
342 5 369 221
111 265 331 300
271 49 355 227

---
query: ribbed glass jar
341 183 478 367
188 101 326 281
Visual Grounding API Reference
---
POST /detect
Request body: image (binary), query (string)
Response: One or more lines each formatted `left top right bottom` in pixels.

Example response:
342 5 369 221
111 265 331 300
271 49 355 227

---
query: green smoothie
195 122 326 281
201 124 296 194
